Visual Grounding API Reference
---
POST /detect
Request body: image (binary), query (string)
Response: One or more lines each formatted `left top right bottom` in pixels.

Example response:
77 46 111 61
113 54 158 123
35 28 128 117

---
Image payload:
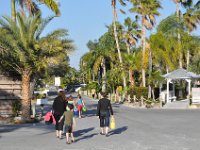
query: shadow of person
74 127 94 137
74 127 98 142
108 126 128 136
75 133 98 142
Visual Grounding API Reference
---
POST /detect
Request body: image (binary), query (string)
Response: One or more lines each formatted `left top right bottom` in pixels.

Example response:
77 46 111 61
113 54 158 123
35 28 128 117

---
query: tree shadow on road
74 127 98 142
84 109 97 118
108 126 128 136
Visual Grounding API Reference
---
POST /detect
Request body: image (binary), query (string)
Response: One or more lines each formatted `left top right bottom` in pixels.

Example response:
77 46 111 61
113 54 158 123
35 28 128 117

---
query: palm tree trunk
129 69 135 87
141 16 146 87
148 47 152 98
186 31 190 70
102 58 106 92
112 0 127 89
125 42 134 87
11 0 16 22
176 1 183 68
186 50 190 70
21 70 31 120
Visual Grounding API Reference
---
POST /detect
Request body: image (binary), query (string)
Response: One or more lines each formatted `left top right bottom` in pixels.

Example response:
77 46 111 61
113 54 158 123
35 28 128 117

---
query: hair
78 95 81 99
58 91 66 101
101 92 108 98
68 95 73 101
67 104 74 110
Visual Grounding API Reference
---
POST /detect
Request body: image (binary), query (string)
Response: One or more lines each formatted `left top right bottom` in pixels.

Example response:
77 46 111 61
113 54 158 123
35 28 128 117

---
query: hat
58 89 64 93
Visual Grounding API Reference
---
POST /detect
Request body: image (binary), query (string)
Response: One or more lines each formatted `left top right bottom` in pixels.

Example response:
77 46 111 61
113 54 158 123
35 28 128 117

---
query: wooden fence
0 75 22 116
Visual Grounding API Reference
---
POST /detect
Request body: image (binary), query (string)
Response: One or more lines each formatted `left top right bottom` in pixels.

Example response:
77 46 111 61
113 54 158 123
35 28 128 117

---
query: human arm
109 101 114 116
96 100 100 117
73 117 76 127
82 99 85 107
58 114 64 122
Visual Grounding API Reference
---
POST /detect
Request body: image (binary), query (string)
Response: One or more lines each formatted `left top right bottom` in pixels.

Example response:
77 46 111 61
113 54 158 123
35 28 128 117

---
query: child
77 95 85 118
59 104 76 144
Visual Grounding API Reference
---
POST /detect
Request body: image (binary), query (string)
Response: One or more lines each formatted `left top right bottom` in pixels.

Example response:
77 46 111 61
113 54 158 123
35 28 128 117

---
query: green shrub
12 100 21 117
34 93 46 99
129 87 148 99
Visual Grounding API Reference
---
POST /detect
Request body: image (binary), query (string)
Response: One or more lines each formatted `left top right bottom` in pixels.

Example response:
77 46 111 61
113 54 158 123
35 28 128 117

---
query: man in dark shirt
96 92 114 136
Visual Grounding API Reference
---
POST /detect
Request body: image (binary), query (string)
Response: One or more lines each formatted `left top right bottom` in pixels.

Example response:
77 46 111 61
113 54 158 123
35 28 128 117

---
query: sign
55 77 61 86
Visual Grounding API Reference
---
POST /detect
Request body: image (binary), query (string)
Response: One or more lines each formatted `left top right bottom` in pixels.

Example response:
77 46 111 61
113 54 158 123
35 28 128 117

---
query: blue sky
0 0 199 69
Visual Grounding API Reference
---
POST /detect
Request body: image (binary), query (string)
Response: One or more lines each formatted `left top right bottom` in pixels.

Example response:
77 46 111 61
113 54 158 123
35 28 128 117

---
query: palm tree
172 0 193 68
0 13 74 120
11 0 60 21
111 0 127 90
122 17 141 87
130 0 161 87
183 5 200 69
150 32 178 73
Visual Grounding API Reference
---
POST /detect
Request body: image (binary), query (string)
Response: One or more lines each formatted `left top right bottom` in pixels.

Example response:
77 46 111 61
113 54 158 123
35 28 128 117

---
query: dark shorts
99 110 110 127
65 124 72 133
100 116 109 127
54 114 63 130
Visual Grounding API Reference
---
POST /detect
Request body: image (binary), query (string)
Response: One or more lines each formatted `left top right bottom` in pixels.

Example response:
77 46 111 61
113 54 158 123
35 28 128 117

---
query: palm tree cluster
0 1 74 120
80 0 200 100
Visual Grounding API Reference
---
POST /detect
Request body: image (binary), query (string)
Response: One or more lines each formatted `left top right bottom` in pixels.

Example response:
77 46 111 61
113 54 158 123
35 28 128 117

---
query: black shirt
96 98 113 116
52 96 66 115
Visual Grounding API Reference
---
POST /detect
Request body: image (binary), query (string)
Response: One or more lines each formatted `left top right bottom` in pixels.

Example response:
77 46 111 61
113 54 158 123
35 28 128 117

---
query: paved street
1 94 200 150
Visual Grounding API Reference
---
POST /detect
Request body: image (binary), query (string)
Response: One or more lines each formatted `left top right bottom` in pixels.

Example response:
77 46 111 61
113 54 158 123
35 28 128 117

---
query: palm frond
35 15 55 39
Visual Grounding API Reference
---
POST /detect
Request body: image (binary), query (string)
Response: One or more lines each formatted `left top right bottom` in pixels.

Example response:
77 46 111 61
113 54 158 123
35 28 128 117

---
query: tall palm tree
111 0 127 90
172 0 193 68
123 17 141 87
0 13 74 120
183 5 200 69
11 0 60 21
11 0 17 22
130 0 161 87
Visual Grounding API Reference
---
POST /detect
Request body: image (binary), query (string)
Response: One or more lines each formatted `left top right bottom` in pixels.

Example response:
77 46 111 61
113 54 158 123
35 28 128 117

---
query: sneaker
66 141 71 144
100 132 104 135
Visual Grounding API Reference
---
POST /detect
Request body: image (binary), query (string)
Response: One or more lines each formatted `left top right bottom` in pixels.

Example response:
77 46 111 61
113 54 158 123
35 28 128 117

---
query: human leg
78 105 82 118
58 130 63 138
104 117 110 135
54 114 60 137
66 132 70 143
100 117 105 134
71 132 75 142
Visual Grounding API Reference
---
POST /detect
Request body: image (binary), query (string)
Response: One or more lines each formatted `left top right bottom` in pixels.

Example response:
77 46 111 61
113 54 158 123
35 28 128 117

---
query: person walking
59 104 76 144
52 90 67 139
77 95 85 118
67 95 76 106
96 92 114 137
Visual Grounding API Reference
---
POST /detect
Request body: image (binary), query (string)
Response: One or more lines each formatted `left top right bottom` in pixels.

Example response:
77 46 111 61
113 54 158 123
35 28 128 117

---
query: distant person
96 92 114 137
77 95 85 118
67 95 76 106
59 104 76 144
92 93 95 99
52 90 67 139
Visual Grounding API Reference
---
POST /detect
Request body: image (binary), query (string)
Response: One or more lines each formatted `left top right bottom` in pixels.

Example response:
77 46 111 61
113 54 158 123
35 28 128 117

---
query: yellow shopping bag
110 116 116 129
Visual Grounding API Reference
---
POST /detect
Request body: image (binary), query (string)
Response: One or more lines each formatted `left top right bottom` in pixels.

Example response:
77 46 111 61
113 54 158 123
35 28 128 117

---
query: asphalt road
1 93 200 150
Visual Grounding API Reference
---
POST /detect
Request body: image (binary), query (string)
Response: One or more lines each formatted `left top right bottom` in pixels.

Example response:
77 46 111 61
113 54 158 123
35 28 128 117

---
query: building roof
163 68 200 79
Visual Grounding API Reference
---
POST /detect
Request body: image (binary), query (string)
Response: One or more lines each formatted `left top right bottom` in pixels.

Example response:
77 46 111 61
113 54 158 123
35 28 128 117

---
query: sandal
100 132 104 135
